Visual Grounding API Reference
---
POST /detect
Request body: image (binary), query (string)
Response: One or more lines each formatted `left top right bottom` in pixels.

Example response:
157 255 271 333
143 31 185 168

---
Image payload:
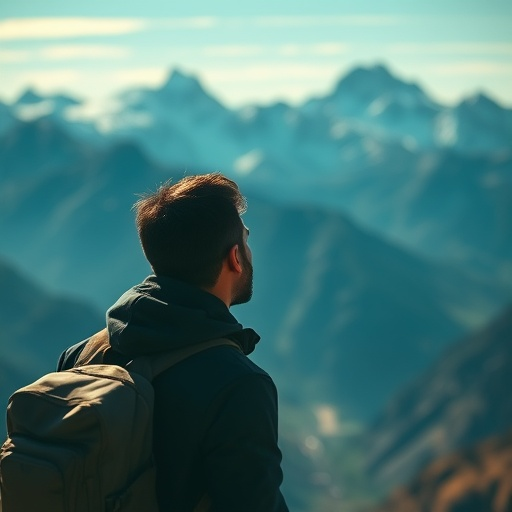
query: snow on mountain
436 92 512 152
228 101 339 183
2 64 511 284
91 69 241 170
299 64 512 155
302 64 442 148
89 69 381 180
8 88 103 144
305 64 438 117
110 68 227 127
13 88 82 120
228 94 408 193
231 102 298 153
14 89 45 105
4 64 511 167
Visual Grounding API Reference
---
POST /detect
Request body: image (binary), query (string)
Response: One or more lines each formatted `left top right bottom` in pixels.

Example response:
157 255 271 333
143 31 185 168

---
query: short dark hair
134 173 247 288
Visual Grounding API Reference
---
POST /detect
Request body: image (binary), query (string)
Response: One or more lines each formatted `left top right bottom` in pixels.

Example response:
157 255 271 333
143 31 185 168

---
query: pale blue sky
1 0 511 107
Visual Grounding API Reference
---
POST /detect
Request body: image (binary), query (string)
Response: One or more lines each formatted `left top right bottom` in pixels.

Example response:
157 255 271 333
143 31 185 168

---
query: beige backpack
0 329 239 512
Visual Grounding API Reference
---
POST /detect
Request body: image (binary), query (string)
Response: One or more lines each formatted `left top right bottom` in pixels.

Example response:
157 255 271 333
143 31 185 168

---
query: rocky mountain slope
365 304 512 487
374 428 512 512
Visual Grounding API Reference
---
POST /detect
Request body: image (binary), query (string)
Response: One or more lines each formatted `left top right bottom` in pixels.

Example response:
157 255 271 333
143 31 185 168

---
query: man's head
134 173 252 306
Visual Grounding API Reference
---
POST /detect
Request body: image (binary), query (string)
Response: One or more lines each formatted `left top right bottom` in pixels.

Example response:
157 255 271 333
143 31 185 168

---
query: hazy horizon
1 0 511 108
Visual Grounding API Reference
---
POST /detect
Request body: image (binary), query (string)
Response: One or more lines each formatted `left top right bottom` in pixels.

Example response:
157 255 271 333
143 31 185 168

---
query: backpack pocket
0 436 89 512
105 459 159 512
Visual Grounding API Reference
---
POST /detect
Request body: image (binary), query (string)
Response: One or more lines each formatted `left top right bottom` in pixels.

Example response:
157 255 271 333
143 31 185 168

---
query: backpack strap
74 329 243 382
129 338 242 381
75 328 110 366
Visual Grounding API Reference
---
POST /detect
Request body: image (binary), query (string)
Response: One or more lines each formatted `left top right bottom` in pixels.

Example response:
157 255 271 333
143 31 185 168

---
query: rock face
375 428 512 512
366 305 512 488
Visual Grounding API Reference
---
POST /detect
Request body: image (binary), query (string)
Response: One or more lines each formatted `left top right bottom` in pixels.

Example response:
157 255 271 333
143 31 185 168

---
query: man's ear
227 244 243 274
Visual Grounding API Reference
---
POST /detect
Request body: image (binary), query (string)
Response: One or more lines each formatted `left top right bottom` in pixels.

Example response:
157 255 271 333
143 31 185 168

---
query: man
58 173 289 512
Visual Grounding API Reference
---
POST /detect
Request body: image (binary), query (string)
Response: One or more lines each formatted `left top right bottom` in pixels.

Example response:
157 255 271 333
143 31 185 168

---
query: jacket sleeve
201 373 289 512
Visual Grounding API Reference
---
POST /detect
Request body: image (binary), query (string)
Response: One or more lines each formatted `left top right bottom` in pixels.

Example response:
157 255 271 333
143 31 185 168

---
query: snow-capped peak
160 69 206 95
15 89 45 106
457 92 504 113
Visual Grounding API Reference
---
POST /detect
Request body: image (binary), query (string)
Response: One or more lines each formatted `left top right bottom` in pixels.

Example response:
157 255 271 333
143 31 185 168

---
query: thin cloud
157 15 404 29
158 17 219 29
275 43 348 57
0 15 405 42
0 50 30 62
204 63 339 83
278 45 302 57
40 45 131 60
202 45 264 57
2 67 168 101
200 43 348 58
254 15 405 27
387 42 512 55
10 69 83 90
0 18 148 40
0 16 219 42
426 61 512 75
309 43 348 56
110 67 169 87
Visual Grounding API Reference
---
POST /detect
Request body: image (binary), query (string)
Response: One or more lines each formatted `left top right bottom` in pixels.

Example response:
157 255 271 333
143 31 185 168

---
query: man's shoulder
193 344 272 381
58 337 275 397
154 343 276 403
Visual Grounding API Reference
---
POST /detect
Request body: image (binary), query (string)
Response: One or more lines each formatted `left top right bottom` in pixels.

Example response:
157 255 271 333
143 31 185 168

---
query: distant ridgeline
0 63 511 428
2 63 511 286
0 63 511 511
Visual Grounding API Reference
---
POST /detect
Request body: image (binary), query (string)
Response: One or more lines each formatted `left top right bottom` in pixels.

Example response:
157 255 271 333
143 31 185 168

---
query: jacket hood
107 275 259 357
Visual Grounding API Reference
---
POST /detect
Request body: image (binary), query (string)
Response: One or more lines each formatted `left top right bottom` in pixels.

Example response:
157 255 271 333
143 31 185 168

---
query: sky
1 0 512 108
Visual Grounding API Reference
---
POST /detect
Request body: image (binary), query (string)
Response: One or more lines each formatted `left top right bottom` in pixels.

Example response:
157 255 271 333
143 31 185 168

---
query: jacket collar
107 275 260 357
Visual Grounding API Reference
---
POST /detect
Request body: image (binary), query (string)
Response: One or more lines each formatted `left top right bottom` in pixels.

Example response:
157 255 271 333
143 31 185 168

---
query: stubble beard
231 251 253 306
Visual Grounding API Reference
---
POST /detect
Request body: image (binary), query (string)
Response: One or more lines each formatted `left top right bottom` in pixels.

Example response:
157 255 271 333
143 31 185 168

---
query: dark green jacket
58 275 288 512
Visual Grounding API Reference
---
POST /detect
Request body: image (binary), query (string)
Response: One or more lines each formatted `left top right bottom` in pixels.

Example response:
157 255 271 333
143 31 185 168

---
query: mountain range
1 63 511 425
1 62 511 511
1 64 511 286
4 64 511 156
0 114 508 422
